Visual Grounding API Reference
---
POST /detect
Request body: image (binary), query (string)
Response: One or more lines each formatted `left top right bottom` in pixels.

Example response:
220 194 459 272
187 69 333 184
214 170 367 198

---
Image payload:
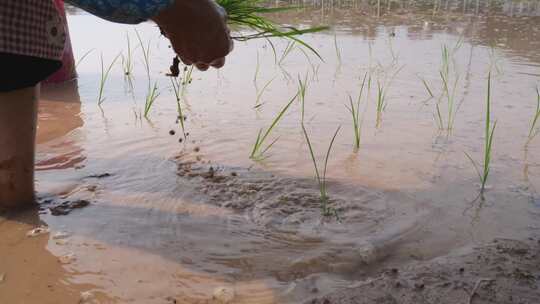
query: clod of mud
212 286 235 304
86 173 112 179
167 56 180 77
26 226 50 237
58 252 77 264
79 291 94 303
169 130 176 136
49 200 90 216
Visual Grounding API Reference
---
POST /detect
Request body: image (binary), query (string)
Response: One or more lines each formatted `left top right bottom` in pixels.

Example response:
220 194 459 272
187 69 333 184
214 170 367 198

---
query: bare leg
0 85 39 209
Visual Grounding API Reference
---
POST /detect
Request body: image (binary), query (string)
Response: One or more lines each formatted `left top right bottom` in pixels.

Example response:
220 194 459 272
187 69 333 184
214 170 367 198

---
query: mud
307 238 540 304
1 0 539 303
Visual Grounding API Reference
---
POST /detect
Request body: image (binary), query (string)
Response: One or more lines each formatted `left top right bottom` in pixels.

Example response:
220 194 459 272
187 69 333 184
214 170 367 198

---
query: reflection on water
1 1 539 303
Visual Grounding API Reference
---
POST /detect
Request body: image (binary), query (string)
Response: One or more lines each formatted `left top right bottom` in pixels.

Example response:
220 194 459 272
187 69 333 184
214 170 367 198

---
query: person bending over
0 0 233 209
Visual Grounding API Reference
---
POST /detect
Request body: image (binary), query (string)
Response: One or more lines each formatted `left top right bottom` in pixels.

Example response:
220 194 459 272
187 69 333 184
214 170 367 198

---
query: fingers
209 57 225 69
195 63 209 71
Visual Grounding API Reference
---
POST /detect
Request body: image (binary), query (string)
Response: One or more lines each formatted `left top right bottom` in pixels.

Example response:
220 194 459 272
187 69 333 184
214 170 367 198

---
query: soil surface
307 238 540 304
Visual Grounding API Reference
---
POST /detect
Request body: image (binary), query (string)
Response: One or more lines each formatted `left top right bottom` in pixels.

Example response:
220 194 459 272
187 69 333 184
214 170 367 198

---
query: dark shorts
0 53 61 92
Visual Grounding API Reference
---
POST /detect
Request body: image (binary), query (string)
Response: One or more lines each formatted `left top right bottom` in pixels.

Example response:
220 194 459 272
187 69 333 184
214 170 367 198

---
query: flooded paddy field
1 0 540 303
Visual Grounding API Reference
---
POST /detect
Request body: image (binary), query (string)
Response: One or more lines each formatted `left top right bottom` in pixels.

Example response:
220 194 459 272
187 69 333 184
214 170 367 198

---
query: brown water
1 1 540 303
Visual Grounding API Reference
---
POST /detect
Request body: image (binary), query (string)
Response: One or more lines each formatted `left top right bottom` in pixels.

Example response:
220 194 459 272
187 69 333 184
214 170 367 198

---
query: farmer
0 0 233 209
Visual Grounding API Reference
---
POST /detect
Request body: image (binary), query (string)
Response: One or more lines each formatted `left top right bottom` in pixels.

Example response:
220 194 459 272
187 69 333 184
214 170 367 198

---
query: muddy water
2 1 540 303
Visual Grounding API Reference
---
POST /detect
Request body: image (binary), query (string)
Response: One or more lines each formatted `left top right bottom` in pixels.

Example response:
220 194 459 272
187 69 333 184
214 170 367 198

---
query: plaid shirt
0 0 174 61
0 0 66 60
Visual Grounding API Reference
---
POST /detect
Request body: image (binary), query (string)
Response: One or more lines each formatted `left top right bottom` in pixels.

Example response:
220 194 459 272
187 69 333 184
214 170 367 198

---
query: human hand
152 0 233 71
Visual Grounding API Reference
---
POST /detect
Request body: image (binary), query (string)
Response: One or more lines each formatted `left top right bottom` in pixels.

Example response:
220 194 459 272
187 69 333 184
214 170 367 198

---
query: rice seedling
253 50 260 85
297 74 309 123
526 86 540 143
465 73 497 197
180 65 194 97
345 73 368 149
135 30 161 118
334 34 342 65
301 124 341 217
434 43 462 130
73 48 94 74
144 82 160 117
418 75 434 98
278 41 296 65
170 77 187 138
254 76 275 108
122 33 134 76
250 92 298 160
374 65 403 127
217 0 328 58
97 53 121 105
438 70 460 130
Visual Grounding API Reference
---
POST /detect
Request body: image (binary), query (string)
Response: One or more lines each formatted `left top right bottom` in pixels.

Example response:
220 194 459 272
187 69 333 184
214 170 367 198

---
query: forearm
65 0 175 24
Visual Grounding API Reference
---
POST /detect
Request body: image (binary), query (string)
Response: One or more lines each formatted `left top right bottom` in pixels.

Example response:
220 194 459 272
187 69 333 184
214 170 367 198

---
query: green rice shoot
97 53 120 105
135 30 160 118
254 76 275 108
301 124 341 216
345 72 367 149
465 72 497 197
250 92 298 160
122 33 134 76
334 34 342 64
170 77 187 138
526 86 540 143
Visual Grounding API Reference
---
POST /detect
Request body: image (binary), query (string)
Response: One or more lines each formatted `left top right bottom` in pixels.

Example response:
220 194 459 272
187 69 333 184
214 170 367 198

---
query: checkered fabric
0 0 65 61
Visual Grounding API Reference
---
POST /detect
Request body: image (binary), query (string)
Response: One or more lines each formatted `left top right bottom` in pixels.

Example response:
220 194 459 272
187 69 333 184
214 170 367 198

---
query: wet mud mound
307 238 540 304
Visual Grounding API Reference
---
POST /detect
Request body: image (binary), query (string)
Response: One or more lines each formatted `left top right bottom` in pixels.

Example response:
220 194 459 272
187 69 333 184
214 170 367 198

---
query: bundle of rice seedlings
217 0 328 58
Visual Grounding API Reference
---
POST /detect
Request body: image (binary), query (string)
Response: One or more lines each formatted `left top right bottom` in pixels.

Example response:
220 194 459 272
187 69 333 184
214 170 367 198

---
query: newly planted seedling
527 86 540 143
297 73 309 123
122 33 134 76
250 92 298 160
301 124 341 216
135 30 160 118
97 53 121 105
465 73 497 197
418 75 434 98
334 34 342 65
170 77 187 138
345 73 368 149
254 76 275 108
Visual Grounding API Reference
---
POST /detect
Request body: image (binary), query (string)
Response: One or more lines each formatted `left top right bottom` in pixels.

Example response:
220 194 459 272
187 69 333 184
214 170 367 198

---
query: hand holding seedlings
152 0 233 71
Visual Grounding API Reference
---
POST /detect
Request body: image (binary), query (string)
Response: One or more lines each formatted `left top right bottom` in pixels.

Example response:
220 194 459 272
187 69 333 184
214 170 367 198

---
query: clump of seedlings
250 92 298 160
301 124 341 217
97 53 120 105
345 73 368 149
526 86 540 144
465 73 497 197
218 0 329 58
